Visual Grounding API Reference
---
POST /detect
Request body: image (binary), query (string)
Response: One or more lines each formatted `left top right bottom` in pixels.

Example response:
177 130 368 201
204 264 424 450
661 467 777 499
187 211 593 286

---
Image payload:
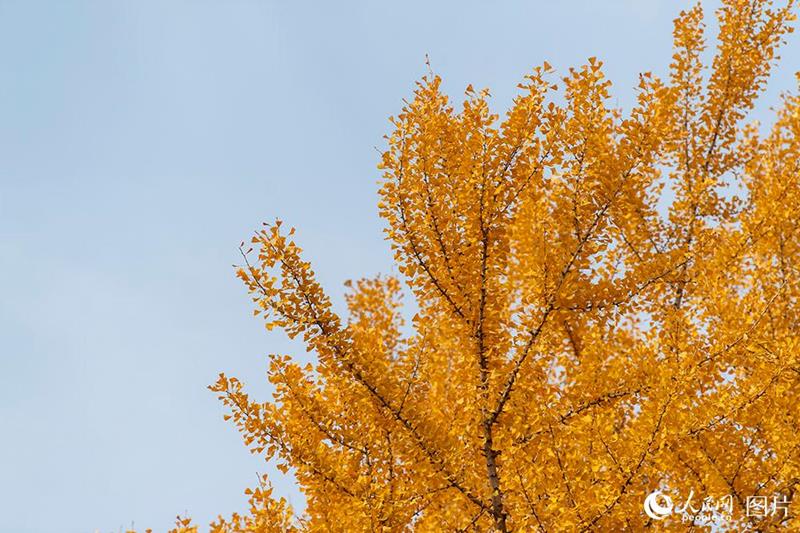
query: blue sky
1 1 797 532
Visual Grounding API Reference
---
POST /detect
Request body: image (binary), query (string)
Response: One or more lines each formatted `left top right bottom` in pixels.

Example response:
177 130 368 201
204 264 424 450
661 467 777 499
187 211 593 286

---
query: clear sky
1 1 798 532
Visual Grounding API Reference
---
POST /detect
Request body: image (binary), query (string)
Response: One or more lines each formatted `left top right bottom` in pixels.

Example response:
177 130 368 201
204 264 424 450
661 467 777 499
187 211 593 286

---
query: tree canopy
163 1 800 531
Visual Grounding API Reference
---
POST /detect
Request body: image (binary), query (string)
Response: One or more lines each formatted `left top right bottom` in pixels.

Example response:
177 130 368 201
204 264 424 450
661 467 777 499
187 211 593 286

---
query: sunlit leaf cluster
149 1 800 531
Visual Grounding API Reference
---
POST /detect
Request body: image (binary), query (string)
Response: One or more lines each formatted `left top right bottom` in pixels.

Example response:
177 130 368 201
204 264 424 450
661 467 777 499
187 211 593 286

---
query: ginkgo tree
164 1 800 531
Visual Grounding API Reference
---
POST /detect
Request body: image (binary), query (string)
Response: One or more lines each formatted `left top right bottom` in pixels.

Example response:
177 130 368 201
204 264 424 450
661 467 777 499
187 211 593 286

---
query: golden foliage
167 1 800 531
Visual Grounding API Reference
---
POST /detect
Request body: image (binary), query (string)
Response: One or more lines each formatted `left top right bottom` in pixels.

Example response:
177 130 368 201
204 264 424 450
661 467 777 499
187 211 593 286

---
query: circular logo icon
643 490 673 520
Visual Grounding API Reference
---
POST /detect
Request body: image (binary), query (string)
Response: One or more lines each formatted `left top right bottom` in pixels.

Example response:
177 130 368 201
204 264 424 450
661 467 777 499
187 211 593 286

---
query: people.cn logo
643 490 674 520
